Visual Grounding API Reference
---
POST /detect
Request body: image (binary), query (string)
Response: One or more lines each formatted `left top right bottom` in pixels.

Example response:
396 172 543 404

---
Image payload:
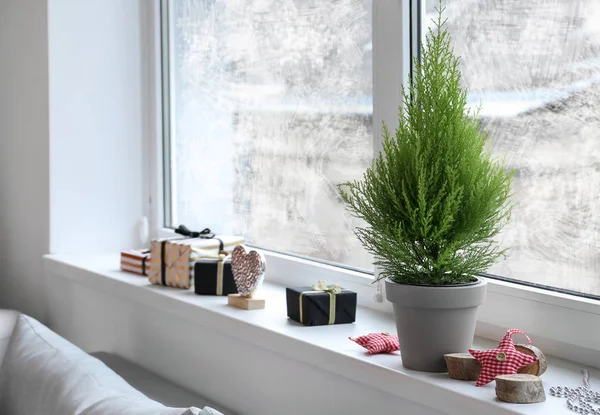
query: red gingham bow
350 333 400 354
469 328 537 386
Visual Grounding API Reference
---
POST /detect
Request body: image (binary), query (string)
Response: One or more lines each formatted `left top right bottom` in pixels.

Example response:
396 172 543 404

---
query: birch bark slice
495 374 546 403
515 344 547 376
444 353 482 381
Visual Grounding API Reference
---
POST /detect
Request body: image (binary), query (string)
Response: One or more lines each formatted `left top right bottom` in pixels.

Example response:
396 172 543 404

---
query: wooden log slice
515 344 547 376
444 353 482 381
495 374 546 403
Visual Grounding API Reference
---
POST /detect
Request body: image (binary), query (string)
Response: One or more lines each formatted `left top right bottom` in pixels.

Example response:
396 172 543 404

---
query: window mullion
372 0 410 155
372 0 411 289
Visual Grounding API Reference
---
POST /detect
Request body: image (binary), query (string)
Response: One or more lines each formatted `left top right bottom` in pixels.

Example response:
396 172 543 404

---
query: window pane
167 0 374 271
424 0 600 295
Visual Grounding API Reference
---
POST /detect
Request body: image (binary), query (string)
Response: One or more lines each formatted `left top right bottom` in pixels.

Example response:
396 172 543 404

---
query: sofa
0 310 227 415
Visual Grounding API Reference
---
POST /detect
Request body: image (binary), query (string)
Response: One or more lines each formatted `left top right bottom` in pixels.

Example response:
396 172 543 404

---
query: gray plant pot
386 277 487 373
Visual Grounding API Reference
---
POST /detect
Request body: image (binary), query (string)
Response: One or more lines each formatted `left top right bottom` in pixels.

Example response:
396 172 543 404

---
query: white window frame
145 0 600 367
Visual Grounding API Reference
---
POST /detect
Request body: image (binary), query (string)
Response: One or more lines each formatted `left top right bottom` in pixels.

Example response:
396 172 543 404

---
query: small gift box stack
286 281 357 326
147 225 245 289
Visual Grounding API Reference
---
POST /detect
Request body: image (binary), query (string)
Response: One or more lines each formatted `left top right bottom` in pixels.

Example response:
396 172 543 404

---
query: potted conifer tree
340 4 513 372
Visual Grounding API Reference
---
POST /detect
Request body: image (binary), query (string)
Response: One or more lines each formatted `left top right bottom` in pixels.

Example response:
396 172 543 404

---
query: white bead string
550 369 600 414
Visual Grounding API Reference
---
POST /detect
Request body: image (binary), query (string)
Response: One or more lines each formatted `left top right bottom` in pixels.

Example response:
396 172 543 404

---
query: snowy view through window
436 0 600 295
169 0 600 295
169 0 374 270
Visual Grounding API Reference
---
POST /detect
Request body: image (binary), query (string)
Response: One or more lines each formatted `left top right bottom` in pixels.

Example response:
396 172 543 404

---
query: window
419 0 600 297
161 0 600 299
162 0 374 272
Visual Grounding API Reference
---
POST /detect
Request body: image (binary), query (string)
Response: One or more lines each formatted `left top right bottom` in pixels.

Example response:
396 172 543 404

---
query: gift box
120 249 151 276
147 226 245 289
286 281 357 326
194 254 238 296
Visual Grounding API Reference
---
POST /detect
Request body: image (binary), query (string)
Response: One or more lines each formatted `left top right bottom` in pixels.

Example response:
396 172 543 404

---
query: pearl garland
550 369 600 414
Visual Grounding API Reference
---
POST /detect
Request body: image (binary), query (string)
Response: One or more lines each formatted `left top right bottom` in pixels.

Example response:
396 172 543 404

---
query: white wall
0 0 50 321
48 0 146 254
0 0 147 320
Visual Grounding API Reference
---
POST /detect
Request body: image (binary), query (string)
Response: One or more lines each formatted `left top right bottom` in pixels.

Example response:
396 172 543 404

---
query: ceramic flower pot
386 277 487 372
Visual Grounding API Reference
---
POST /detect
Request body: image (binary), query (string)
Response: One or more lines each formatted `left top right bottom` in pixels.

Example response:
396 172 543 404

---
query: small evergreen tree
340 3 513 285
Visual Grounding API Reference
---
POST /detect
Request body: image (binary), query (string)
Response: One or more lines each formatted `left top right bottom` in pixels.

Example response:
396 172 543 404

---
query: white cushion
90 352 227 412
0 314 202 415
0 310 19 368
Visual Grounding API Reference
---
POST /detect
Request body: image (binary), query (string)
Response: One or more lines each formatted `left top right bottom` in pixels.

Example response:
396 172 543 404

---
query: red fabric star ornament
350 332 400 354
469 329 538 386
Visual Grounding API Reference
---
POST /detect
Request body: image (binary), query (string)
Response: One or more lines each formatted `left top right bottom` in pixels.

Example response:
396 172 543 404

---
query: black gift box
286 286 357 326
194 258 238 296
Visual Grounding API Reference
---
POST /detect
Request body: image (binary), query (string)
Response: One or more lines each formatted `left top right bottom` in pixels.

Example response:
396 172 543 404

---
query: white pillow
0 314 202 415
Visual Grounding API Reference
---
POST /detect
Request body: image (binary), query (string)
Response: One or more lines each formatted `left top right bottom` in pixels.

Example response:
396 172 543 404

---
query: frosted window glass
168 0 374 270
426 0 600 295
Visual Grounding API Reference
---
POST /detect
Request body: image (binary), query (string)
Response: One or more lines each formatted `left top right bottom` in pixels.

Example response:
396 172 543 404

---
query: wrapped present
147 226 245 289
120 249 151 276
286 280 357 326
194 253 238 296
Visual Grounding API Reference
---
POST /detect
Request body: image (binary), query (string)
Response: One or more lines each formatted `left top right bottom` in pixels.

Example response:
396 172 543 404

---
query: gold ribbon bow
299 280 343 325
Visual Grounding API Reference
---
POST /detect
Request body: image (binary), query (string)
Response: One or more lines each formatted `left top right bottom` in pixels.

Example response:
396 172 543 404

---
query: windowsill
44 253 595 415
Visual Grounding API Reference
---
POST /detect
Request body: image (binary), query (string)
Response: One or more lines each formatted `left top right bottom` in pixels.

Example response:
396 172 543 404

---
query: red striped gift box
120 249 151 276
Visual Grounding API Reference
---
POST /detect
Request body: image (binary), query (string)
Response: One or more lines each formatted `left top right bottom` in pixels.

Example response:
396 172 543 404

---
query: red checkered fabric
469 329 537 386
350 333 399 354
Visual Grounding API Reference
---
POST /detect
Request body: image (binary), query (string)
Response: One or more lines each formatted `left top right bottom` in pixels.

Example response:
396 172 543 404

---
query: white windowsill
44 253 596 415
